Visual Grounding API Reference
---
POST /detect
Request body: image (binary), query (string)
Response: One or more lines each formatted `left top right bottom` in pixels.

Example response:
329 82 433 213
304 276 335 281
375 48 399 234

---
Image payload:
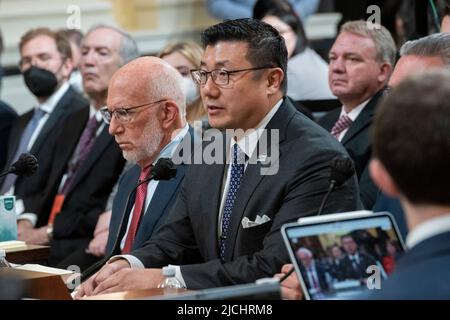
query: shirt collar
154 124 189 163
340 99 370 122
406 213 450 249
89 104 103 122
38 82 70 114
232 98 283 160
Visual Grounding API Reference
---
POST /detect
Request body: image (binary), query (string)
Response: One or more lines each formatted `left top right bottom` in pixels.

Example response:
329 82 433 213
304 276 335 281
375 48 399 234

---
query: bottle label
0 196 17 241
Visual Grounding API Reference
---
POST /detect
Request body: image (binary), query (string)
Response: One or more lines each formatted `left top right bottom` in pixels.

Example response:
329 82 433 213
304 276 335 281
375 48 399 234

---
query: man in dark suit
77 18 360 297
318 20 396 209
15 25 140 267
366 70 450 299
63 56 192 271
0 101 18 171
296 247 329 294
339 234 378 281
0 28 88 200
373 32 450 240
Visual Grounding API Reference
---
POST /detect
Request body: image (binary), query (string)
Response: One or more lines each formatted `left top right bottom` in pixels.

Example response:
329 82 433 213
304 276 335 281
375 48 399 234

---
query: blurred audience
158 41 209 131
367 70 450 299
318 20 396 209
442 2 450 32
0 28 88 210
296 247 328 295
15 25 139 268
60 28 84 94
254 0 334 101
340 234 378 281
207 0 319 21
373 32 450 240
0 30 18 171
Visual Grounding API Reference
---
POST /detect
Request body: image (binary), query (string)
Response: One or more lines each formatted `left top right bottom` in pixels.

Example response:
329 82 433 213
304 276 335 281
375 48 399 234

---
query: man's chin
122 151 138 164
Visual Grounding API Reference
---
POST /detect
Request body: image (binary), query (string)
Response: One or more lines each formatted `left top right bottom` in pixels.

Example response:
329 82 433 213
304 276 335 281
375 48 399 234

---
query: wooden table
5 245 50 264
83 288 190 300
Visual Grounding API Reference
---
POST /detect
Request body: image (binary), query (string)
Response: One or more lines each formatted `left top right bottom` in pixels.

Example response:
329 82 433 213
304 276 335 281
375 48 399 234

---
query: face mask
23 66 58 98
181 76 199 106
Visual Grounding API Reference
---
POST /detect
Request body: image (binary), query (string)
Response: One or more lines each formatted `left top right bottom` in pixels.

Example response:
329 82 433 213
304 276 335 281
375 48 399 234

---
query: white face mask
181 76 199 106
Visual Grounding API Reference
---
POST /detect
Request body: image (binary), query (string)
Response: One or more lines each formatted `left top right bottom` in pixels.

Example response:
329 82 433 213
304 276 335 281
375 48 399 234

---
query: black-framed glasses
100 99 166 124
190 66 273 86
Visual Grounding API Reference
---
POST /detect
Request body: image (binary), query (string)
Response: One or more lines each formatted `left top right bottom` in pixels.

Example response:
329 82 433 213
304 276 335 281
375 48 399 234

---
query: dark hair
201 18 288 94
341 234 355 242
60 29 83 47
253 0 308 55
372 70 450 206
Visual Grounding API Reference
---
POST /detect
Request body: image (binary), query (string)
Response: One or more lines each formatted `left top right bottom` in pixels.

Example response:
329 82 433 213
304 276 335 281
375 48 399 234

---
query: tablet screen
283 214 405 300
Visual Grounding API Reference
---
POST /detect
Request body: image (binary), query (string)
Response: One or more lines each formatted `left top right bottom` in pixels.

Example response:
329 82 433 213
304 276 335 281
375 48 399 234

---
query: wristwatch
46 225 53 241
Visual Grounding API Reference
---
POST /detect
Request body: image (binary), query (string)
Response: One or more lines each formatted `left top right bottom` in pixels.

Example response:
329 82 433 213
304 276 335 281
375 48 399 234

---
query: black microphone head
10 153 38 177
329 156 355 187
151 158 177 181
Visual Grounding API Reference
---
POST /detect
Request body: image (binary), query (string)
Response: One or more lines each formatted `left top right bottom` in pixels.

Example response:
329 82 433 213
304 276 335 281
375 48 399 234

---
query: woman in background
159 41 209 132
254 0 334 101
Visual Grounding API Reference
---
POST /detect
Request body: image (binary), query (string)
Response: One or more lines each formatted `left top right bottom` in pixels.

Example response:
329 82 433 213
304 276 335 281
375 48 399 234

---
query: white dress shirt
18 104 104 226
335 100 369 141
406 214 450 249
116 100 283 287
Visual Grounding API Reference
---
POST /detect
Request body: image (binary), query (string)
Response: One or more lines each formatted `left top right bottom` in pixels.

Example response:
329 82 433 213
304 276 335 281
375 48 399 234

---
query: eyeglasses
100 99 166 124
190 66 273 86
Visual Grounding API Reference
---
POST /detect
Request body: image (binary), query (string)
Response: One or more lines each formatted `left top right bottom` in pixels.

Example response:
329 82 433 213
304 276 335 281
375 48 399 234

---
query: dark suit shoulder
0 100 17 119
317 107 341 131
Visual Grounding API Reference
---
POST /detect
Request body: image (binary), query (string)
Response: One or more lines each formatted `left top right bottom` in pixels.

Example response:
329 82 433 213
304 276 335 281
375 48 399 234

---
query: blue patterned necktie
0 107 46 194
220 143 245 261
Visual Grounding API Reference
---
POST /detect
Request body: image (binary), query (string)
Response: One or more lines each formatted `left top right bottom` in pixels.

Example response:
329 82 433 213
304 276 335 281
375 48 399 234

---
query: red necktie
330 114 353 140
122 165 152 254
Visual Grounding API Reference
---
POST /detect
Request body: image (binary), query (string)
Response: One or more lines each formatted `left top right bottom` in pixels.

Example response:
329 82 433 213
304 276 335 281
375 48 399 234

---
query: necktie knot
330 114 353 139
139 165 153 183
232 143 246 165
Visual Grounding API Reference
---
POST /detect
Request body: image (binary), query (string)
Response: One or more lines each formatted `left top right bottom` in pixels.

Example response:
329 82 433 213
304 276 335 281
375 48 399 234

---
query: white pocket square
241 215 271 229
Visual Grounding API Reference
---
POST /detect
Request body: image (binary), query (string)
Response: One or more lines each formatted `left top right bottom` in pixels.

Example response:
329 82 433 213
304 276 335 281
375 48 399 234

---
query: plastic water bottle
0 249 12 268
157 266 185 291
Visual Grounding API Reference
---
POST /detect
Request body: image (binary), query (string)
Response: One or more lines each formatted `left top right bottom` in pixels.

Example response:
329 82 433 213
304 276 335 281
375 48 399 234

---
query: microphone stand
79 175 153 283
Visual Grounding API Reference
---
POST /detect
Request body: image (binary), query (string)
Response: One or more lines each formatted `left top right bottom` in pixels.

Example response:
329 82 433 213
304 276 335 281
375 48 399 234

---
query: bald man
79 56 191 282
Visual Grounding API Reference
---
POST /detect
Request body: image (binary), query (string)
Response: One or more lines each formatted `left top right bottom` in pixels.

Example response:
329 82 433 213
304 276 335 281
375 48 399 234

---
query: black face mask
23 66 58 98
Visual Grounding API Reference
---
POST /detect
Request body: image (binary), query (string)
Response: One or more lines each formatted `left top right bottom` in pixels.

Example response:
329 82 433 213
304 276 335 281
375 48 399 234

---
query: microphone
0 153 39 178
79 158 177 283
280 156 355 283
317 156 355 216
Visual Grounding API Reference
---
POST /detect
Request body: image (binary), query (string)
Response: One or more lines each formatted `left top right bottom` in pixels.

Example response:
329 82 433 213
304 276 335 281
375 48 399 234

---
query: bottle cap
162 266 176 277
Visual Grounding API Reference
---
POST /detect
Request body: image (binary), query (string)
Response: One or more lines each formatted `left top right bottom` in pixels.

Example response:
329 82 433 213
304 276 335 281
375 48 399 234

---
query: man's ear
160 100 179 129
369 158 400 197
61 57 74 79
266 68 284 95
377 62 392 85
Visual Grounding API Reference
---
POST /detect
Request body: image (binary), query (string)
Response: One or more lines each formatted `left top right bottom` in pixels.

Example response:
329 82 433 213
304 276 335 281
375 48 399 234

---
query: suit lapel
133 164 187 249
222 99 294 260
341 92 381 145
320 108 340 132
6 112 32 165
65 125 113 195
30 88 76 154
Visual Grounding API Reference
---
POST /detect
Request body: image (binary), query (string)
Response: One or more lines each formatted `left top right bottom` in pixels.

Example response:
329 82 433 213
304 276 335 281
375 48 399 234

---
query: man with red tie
318 20 396 209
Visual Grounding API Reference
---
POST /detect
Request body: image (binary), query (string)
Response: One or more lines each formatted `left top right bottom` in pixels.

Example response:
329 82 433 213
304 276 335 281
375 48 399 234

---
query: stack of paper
0 240 27 251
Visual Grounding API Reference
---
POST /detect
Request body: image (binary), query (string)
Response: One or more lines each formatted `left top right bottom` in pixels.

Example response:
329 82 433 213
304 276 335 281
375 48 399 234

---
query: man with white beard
80 56 191 278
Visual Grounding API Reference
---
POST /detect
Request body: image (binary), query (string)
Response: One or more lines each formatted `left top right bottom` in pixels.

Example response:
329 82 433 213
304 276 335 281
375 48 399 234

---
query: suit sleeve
132 144 361 289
